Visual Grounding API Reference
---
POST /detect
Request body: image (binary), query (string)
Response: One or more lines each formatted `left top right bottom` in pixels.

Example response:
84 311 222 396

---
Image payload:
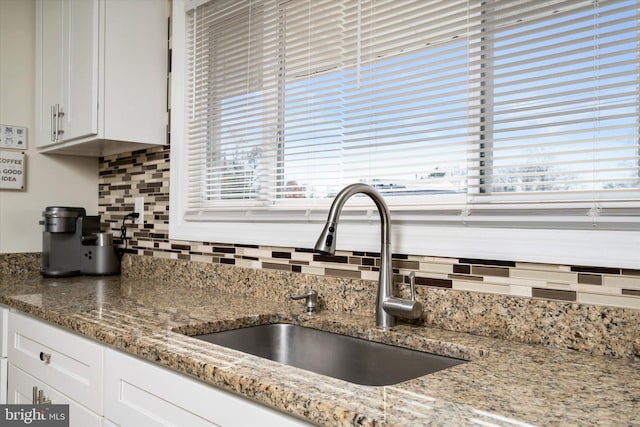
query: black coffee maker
41 206 120 277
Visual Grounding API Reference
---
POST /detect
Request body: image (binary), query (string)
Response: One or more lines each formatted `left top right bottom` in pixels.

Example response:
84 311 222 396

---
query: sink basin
190 323 466 386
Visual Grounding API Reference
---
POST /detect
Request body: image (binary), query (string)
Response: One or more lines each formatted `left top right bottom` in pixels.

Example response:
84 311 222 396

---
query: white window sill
169 214 640 269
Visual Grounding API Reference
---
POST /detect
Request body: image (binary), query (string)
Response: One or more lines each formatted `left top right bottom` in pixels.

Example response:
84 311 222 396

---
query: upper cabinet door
36 0 65 147
62 0 99 142
36 0 98 147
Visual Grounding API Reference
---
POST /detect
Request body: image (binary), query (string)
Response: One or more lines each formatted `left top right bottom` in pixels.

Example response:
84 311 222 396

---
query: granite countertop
0 274 638 426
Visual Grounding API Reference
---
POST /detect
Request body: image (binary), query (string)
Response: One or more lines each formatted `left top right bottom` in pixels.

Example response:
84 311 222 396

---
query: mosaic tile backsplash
98 145 640 312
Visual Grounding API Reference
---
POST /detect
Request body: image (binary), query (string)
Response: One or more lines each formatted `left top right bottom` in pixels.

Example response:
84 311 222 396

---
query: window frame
170 0 640 269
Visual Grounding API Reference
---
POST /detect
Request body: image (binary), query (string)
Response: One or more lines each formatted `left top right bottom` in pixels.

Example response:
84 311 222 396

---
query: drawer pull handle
32 387 51 405
39 352 51 364
38 389 51 405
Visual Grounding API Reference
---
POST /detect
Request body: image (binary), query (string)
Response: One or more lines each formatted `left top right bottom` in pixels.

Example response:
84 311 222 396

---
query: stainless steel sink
190 323 466 386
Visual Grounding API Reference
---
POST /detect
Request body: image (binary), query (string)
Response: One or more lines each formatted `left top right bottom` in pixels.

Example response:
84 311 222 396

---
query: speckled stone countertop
0 274 638 426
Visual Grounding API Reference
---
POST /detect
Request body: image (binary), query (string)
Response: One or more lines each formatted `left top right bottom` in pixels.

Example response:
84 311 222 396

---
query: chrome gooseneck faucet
314 183 423 328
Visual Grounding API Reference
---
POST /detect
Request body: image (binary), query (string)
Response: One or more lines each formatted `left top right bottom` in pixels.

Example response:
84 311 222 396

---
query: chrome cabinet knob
39 351 51 364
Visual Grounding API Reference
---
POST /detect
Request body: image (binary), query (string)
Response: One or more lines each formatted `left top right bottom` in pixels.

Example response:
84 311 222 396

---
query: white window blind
471 0 640 207
183 0 640 227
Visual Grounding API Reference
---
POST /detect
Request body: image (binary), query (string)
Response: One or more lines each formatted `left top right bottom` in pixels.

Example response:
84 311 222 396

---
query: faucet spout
314 183 421 328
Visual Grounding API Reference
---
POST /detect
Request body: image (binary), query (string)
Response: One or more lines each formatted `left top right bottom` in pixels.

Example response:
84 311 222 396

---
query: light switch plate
0 125 27 149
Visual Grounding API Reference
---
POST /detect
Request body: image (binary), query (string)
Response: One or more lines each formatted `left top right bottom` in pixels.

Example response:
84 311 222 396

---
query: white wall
0 0 98 253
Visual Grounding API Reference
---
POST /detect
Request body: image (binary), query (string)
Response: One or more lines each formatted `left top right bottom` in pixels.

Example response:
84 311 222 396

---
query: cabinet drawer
8 364 102 427
8 311 103 413
105 349 312 427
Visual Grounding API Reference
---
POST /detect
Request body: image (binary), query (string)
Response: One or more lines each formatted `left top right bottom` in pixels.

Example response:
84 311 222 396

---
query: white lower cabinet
104 349 313 427
0 306 8 404
0 359 7 404
8 364 102 427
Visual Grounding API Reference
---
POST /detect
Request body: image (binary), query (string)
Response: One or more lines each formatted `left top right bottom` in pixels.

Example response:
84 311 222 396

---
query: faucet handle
381 272 423 320
291 289 319 314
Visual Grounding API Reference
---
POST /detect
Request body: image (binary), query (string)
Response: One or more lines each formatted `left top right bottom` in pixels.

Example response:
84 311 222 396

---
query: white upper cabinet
35 0 167 157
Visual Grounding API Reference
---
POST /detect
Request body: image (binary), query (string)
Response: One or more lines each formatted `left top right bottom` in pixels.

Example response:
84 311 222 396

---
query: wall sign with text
0 150 25 190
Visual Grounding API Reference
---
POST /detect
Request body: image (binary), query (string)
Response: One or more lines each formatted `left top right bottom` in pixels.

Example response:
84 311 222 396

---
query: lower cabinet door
7 364 103 427
0 358 7 404
104 349 313 427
